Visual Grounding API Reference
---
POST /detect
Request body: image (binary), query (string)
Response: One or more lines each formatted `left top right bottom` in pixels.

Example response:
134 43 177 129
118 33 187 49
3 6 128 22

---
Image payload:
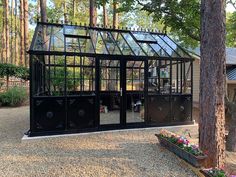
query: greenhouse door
99 58 146 127
99 59 123 126
125 59 146 124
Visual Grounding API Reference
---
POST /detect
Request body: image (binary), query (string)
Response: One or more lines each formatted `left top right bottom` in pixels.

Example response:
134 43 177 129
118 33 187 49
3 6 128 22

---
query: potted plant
155 129 207 167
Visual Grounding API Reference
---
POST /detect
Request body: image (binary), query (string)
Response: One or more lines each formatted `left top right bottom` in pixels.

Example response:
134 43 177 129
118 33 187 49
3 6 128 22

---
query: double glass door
99 59 145 126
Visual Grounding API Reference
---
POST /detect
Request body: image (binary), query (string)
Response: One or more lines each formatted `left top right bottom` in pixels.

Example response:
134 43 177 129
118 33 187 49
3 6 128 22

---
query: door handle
120 88 123 97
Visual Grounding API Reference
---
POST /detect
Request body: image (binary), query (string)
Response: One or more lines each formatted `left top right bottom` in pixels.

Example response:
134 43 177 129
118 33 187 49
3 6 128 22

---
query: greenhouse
28 21 193 136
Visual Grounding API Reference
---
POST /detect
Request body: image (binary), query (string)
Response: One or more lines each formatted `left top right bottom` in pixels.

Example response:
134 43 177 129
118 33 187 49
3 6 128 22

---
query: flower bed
201 168 228 177
155 129 207 167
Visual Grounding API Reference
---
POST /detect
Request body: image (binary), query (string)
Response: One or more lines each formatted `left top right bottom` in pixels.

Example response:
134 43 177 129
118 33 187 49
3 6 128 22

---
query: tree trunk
72 0 76 21
10 0 14 64
23 0 29 67
20 0 25 66
40 0 47 22
89 0 97 26
103 1 108 27
113 0 118 29
199 0 226 168
64 2 68 23
5 0 10 63
15 0 18 65
2 0 6 63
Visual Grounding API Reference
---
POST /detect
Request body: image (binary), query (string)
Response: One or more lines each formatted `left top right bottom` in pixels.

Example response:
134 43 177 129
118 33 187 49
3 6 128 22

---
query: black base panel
27 121 194 137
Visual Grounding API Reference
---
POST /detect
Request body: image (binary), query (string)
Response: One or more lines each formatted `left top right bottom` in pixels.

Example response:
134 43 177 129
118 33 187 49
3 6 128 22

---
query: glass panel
66 56 95 95
90 30 108 54
126 94 145 123
132 32 156 42
50 26 64 51
126 60 145 123
111 32 134 55
150 43 169 57
99 31 121 55
64 25 89 36
65 38 80 52
121 32 146 56
33 24 51 51
139 43 157 56
126 61 144 91
78 38 95 53
152 34 179 57
100 62 120 91
148 59 171 95
159 35 190 58
182 61 192 94
100 59 120 125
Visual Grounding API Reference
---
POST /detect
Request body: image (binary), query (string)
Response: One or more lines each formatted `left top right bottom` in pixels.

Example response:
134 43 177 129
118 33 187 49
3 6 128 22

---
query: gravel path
0 106 199 177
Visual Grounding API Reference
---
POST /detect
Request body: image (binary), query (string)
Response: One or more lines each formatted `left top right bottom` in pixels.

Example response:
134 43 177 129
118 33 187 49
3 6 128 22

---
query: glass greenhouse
28 22 193 136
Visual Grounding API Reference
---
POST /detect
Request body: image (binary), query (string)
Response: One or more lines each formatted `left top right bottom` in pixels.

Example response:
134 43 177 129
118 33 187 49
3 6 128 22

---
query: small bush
0 87 28 106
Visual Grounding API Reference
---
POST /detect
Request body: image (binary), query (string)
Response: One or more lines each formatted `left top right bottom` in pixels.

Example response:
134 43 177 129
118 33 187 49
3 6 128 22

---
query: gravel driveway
0 106 199 177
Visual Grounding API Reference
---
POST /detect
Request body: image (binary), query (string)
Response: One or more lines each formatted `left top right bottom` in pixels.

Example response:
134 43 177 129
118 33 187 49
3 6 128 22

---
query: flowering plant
159 129 205 156
202 168 227 177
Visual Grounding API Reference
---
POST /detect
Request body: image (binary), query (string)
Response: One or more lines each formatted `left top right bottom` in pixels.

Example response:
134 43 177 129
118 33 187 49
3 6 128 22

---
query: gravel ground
0 106 232 177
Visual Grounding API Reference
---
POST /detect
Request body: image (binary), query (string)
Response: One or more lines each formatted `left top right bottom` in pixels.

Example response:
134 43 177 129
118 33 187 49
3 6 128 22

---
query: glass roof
30 23 192 59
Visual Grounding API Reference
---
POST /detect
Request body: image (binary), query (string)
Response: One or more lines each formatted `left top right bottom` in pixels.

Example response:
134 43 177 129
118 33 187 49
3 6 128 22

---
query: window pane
99 31 121 55
152 34 179 57
64 25 89 36
159 35 190 58
132 32 156 42
33 24 51 51
50 26 64 51
111 32 134 55
121 32 146 56
90 30 108 54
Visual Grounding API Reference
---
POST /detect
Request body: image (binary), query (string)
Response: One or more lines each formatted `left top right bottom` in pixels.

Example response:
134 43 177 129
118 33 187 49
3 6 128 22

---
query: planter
200 170 213 177
155 134 207 167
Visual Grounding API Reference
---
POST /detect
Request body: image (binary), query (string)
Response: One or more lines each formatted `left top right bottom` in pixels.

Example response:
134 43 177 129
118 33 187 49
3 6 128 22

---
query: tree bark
10 0 14 64
40 0 47 22
5 0 10 63
113 0 118 29
23 0 29 67
89 0 97 26
64 1 68 23
1 0 6 63
15 0 18 65
199 0 226 168
103 1 108 27
20 0 25 66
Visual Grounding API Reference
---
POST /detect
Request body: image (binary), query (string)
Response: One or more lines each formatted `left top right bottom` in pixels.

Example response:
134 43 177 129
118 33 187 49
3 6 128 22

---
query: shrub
0 86 28 106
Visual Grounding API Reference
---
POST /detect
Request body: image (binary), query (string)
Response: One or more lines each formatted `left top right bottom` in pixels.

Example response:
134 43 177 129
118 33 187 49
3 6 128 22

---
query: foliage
49 59 80 93
203 168 227 177
118 0 236 48
0 86 28 106
226 12 236 47
159 130 205 156
0 63 29 80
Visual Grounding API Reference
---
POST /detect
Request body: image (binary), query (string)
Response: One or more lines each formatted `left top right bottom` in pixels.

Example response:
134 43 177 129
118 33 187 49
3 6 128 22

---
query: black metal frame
28 22 194 136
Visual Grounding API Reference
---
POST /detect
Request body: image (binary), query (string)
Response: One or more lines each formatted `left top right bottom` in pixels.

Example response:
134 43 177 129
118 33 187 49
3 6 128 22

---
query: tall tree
113 0 118 28
14 0 18 65
199 0 226 168
89 0 97 26
1 0 6 63
5 0 10 63
23 0 29 66
20 0 25 66
40 0 47 22
10 0 14 63
102 1 108 27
